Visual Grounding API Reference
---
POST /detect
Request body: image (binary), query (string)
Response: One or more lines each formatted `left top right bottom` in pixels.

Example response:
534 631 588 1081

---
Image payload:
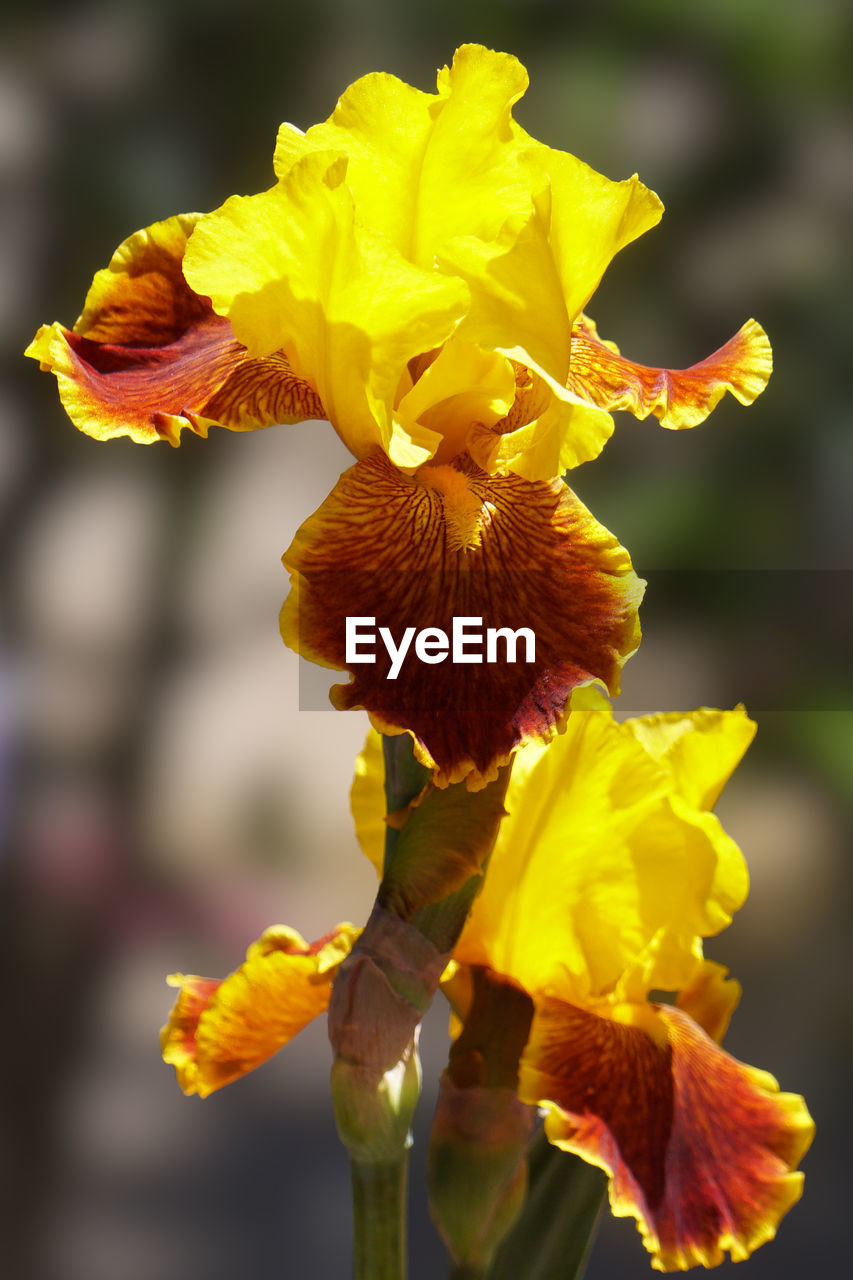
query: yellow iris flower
161 690 812 1271
25 45 772 786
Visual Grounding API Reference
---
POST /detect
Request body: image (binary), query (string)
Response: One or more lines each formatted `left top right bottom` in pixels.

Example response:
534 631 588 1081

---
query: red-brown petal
26 213 323 445
521 996 813 1271
567 315 772 430
281 451 643 789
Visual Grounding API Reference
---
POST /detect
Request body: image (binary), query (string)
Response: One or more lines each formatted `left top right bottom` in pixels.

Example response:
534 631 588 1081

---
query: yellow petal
438 131 662 392
351 728 387 877
487 346 616 478
439 193 572 387
160 923 359 1097
522 996 813 1271
274 45 536 266
454 693 750 1002
674 958 741 1043
625 703 756 810
183 152 468 461
395 337 517 466
521 143 664 319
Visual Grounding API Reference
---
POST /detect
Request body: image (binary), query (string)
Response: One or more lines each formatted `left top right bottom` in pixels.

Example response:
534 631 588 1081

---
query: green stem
351 1156 409 1280
450 1265 487 1280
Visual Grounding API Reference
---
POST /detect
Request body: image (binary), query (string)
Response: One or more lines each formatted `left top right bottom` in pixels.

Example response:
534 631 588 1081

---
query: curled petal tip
569 315 773 432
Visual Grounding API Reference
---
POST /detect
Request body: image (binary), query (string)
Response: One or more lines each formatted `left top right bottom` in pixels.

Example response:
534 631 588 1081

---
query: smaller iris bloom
162 691 812 1271
27 45 771 788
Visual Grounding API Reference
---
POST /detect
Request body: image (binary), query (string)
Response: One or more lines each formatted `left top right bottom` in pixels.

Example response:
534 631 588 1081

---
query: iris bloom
161 690 812 1270
26 45 771 787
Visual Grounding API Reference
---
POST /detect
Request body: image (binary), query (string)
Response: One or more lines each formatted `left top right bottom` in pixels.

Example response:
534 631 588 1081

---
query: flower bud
328 905 446 1162
428 1076 534 1269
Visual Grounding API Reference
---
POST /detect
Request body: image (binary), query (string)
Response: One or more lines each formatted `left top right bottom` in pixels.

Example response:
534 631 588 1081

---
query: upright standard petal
453 691 751 1003
183 152 469 465
161 923 358 1097
273 45 537 266
444 153 662 381
521 997 814 1271
281 452 642 789
567 314 773 430
625 704 756 810
25 214 324 445
272 45 664 420
527 148 663 321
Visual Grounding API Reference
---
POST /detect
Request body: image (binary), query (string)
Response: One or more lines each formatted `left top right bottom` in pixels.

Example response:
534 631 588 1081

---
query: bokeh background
2 1 851 1276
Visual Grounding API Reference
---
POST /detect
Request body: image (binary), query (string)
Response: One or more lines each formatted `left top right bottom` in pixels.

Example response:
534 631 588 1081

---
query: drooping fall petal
25 214 324 445
281 452 643 789
521 997 814 1271
160 923 358 1097
567 314 773 430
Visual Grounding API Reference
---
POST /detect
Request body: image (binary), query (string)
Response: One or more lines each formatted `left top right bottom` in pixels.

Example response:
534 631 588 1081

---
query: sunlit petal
674 958 741 1044
350 728 387 878
274 45 536 265
183 152 468 463
455 691 750 1002
625 704 756 810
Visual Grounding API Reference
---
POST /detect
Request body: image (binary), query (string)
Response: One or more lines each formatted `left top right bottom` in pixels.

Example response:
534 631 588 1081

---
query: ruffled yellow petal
281 452 642 789
441 194 573 388
520 146 664 321
444 157 659 386
521 996 814 1271
160 923 359 1097
274 45 536 266
271 46 663 434
567 314 773 429
625 703 756 810
454 691 750 1003
25 214 323 446
183 152 468 463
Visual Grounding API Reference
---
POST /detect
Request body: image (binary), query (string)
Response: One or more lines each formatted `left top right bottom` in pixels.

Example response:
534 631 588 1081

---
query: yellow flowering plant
27 43 809 1280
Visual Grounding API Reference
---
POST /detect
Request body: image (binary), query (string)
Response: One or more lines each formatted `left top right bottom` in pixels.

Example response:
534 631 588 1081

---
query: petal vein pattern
524 999 813 1271
281 453 643 789
568 315 773 430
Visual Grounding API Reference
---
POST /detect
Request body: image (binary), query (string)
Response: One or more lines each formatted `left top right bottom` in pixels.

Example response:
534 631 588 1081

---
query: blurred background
1 0 851 1276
